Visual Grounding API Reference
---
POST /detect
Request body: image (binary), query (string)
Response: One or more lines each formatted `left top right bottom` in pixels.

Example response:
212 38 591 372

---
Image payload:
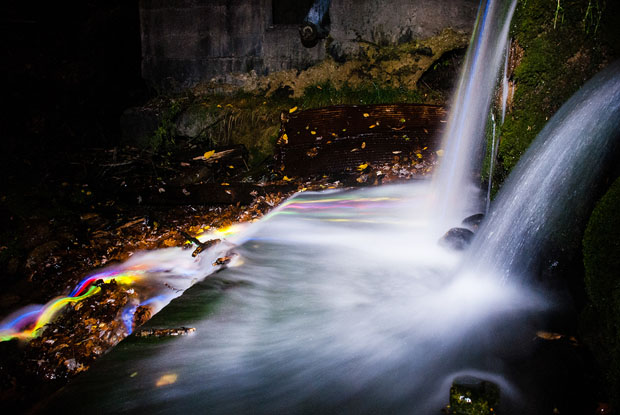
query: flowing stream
37 1 620 413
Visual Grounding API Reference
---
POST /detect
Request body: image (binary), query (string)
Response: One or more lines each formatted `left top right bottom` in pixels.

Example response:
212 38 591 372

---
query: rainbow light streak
197 223 248 241
122 305 138 335
269 196 399 215
70 267 146 296
1 267 146 342
121 295 168 335
0 286 101 341
31 286 101 334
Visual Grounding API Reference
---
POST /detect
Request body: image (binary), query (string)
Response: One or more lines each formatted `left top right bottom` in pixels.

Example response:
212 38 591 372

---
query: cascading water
22 1 620 414
432 0 516 227
46 183 545 414
468 60 620 282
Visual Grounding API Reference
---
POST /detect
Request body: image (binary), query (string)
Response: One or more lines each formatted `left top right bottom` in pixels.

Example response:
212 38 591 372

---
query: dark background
1 0 146 159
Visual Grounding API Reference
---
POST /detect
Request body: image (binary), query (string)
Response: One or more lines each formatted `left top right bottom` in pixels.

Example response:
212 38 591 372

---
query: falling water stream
11 0 620 413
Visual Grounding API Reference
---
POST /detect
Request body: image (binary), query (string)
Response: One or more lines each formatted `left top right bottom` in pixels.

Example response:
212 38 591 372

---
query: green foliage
448 378 500 415
492 0 616 192
583 0 605 35
299 81 425 109
581 176 620 405
150 100 181 151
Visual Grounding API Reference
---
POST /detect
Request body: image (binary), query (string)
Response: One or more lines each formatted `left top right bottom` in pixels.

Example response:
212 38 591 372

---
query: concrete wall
139 0 478 91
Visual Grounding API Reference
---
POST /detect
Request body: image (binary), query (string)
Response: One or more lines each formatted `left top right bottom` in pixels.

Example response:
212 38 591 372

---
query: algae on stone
582 175 620 406
492 0 620 193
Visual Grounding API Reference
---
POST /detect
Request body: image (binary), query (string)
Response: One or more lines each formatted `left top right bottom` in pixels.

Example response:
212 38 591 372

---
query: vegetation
143 79 439 168
491 0 619 193
581 176 620 406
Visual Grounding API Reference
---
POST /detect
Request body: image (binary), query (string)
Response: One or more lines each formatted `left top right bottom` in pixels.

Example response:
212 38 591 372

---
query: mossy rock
449 376 500 415
581 175 620 405
492 0 620 192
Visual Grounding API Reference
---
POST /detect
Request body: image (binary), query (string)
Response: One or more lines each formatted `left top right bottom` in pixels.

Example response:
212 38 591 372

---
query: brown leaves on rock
23 280 136 381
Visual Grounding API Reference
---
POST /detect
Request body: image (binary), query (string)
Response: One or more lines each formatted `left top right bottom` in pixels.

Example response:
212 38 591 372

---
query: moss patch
193 28 469 99
493 0 620 191
581 175 620 405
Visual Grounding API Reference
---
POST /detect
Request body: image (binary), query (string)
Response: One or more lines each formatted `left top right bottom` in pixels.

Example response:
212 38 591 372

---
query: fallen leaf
357 163 368 171
369 125 376 129
282 133 289 144
283 176 292 181
363 113 369 117
156 373 178 387
289 106 298 113
203 150 215 160
117 218 145 230
310 131 316 135
536 331 563 341
221 183 230 186
361 142 366 149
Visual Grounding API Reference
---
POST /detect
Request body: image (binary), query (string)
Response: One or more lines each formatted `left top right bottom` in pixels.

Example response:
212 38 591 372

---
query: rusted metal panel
276 104 447 176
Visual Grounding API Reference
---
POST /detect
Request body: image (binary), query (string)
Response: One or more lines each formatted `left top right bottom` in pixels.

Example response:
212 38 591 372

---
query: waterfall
34 3 620 415
485 113 497 214
432 0 516 227
469 60 620 281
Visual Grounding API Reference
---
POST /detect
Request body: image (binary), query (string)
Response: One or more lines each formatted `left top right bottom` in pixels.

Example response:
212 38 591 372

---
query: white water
432 0 516 227
469 60 620 282
43 2 620 413
53 184 545 414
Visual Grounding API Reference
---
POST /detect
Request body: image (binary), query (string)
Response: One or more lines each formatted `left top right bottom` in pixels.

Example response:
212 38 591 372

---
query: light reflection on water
52 182 545 414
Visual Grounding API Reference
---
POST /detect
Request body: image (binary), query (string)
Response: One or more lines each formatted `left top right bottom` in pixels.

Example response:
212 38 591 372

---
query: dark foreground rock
439 227 474 250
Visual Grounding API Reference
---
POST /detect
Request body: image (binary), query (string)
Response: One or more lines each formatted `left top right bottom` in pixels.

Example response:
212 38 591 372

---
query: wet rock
414 46 433 56
132 305 152 331
175 104 217 138
439 227 474 250
25 241 59 271
135 327 196 337
448 375 500 414
461 213 484 231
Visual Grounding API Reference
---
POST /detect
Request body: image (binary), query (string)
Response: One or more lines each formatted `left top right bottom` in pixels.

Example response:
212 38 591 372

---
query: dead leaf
536 331 563 341
117 218 145 230
203 150 215 160
156 373 178 387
